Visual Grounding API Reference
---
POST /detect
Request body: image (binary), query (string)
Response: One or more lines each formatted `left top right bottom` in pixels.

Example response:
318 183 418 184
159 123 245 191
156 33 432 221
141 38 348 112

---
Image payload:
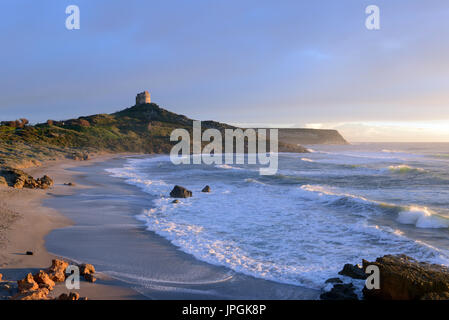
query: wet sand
0 155 145 300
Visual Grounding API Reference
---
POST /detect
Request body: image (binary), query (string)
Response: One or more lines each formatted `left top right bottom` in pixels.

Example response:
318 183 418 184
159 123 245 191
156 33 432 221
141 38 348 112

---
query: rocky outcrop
0 274 2 281
320 283 358 300
47 259 69 282
0 168 53 189
339 263 367 280
0 176 7 187
201 185 211 192
17 273 39 293
9 259 96 300
362 254 449 300
67 153 89 161
13 288 50 300
80 263 95 276
57 292 81 300
170 185 192 198
33 270 55 290
84 274 97 283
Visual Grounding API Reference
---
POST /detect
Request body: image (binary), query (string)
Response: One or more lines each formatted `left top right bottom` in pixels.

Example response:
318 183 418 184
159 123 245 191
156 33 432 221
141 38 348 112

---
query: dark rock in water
362 254 449 300
26 251 33 256
325 277 343 284
170 185 192 198
64 182 75 186
172 199 180 204
339 263 367 280
320 283 358 300
201 185 211 193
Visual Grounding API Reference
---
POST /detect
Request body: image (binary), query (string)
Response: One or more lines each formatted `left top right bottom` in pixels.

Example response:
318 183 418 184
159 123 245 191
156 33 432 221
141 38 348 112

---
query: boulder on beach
17 273 39 293
79 263 95 276
201 185 211 192
12 288 50 300
84 274 97 283
58 292 80 300
338 263 367 280
0 167 53 189
33 270 55 290
36 175 54 189
362 254 449 300
47 259 69 283
170 185 192 198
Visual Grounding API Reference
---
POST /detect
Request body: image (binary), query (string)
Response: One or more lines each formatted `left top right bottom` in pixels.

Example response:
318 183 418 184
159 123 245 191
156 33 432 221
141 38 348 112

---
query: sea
105 142 449 290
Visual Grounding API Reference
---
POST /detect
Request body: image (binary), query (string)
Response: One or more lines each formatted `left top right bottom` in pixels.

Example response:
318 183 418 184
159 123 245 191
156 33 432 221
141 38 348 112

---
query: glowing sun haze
0 0 448 142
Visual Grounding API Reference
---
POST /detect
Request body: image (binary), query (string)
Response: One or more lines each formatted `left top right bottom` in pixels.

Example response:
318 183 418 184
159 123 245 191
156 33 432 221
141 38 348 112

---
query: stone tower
136 91 151 105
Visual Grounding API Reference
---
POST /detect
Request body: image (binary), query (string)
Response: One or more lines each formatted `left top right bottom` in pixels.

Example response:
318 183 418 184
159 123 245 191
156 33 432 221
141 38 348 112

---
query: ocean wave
388 164 426 174
103 154 449 290
300 158 315 163
299 185 449 229
397 206 449 229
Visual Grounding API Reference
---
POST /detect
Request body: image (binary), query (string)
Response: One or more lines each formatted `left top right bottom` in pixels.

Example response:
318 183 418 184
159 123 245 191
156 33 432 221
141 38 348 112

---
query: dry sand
0 155 145 300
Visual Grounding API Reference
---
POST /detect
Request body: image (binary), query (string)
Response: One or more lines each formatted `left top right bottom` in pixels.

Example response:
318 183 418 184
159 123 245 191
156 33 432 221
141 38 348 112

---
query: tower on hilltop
136 91 151 105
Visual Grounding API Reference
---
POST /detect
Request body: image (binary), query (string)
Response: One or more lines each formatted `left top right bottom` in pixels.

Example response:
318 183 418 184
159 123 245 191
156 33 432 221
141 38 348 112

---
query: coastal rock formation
9 260 95 300
57 292 81 300
362 254 449 300
320 283 358 300
47 259 69 282
201 185 211 192
0 176 7 187
13 288 50 300
0 168 53 189
17 273 39 293
0 274 2 281
325 277 343 284
338 263 367 280
68 153 89 161
84 274 97 283
170 185 192 198
33 270 55 290
79 263 95 275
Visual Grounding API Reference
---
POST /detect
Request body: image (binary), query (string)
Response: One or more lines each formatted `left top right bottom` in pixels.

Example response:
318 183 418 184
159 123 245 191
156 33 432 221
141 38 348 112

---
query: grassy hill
0 103 308 168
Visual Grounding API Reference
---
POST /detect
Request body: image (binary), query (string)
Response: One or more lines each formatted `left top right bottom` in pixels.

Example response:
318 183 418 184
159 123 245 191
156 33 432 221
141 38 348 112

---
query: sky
0 0 449 142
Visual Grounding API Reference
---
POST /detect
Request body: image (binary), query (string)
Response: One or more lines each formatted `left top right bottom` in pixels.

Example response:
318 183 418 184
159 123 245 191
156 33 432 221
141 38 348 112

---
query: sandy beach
0 155 146 300
0 155 320 300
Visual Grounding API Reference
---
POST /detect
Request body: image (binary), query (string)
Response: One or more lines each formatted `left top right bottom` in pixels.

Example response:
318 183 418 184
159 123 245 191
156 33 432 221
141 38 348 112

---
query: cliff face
278 128 348 145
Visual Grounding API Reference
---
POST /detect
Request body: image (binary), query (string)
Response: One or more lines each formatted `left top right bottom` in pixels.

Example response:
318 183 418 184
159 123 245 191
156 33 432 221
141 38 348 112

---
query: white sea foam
397 206 449 229
104 150 449 289
388 164 426 174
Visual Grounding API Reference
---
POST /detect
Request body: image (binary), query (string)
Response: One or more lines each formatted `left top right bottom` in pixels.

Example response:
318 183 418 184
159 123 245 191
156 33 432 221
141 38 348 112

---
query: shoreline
1 154 320 300
0 155 147 300
43 155 319 299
